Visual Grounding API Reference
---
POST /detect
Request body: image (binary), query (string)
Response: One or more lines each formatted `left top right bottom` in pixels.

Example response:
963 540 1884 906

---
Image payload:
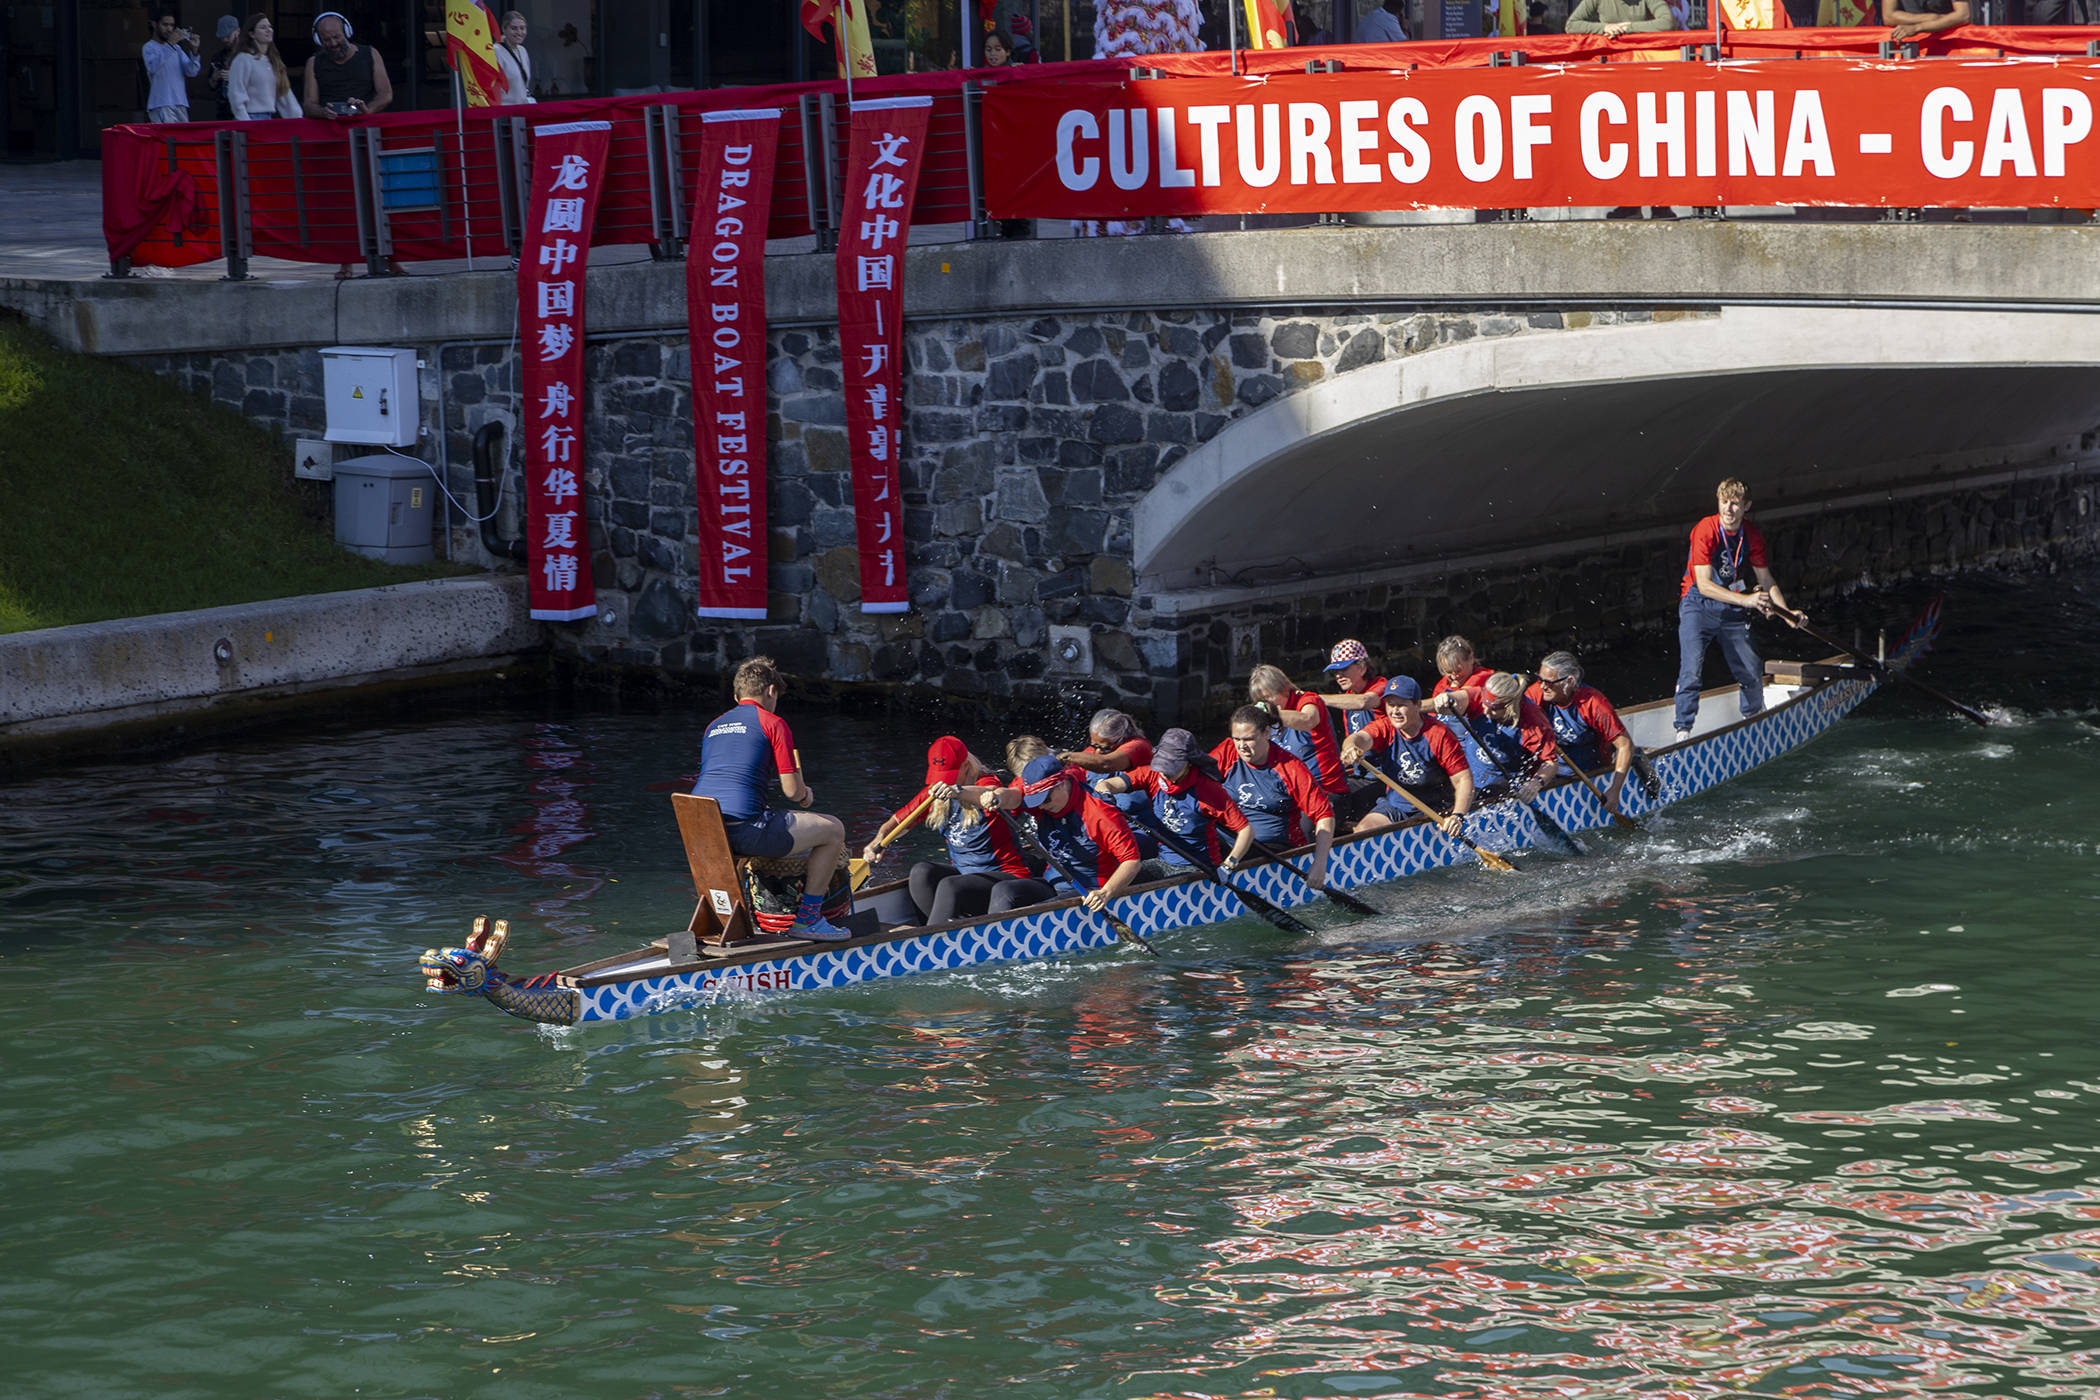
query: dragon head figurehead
419 917 578 1026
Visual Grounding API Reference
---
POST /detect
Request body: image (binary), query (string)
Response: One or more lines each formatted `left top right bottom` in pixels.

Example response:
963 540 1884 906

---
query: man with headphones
301 11 391 122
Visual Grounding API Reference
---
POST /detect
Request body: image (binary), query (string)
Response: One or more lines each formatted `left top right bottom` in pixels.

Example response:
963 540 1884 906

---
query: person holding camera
142 9 203 123
301 11 391 123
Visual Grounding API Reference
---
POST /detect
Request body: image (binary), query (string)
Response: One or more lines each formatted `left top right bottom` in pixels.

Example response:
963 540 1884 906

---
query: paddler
1674 477 1804 743
1337 677 1476 837
979 752 1143 913
689 656 849 941
1526 650 1634 813
1429 634 1503 785
1247 663 1349 794
1058 707 1156 831
1422 671 1560 803
1314 638 1389 738
1208 704 1336 886
858 735 1038 925
1096 727 1256 871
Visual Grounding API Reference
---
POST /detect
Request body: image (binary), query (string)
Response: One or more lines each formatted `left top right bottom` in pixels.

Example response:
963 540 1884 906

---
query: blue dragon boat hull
421 607 1940 1028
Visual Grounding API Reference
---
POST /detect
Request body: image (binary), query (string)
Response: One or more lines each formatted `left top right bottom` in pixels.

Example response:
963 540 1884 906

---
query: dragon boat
418 604 1944 1029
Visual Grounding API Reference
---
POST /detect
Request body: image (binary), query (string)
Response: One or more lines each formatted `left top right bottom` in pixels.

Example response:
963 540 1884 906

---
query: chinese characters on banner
835 96 931 614
518 120 612 622
687 109 781 620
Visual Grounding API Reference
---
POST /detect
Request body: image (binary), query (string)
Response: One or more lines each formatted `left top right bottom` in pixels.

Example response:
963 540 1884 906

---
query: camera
327 100 359 116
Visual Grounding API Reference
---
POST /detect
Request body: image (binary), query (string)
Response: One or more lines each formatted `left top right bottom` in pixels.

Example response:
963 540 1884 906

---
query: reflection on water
4 575 2100 1397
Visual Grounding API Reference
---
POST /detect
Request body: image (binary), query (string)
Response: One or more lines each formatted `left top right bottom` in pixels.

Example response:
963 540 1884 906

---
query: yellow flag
837 0 876 78
1718 0 1784 26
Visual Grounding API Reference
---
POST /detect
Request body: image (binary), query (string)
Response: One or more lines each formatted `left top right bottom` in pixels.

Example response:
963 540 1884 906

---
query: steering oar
1780 609 1990 728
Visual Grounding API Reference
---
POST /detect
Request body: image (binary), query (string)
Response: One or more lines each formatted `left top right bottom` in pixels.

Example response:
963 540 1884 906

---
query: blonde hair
1717 478 1750 504
1005 734 1051 774
1485 671 1523 702
1435 635 1475 674
1247 664 1291 702
923 752 986 831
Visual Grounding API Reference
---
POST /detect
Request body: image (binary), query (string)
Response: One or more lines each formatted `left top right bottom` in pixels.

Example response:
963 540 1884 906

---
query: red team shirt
1521 682 1628 750
1680 516 1768 597
1006 769 1143 885
1445 688 1563 770
1121 764 1251 863
1354 714 1471 779
1278 688 1349 792
1432 665 1495 697
889 778 1033 878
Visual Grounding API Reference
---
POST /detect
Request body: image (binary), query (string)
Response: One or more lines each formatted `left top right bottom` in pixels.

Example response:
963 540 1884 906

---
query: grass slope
0 316 470 634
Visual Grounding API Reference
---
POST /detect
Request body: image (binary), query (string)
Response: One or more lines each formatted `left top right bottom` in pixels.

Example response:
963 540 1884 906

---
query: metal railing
102 25 2100 278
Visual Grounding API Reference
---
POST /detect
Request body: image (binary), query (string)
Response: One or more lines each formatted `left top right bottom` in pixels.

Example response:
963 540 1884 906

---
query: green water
5 575 2099 1400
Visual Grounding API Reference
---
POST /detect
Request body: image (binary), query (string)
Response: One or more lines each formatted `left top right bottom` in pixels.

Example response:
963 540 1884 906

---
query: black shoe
1606 206 1639 220
1650 206 1678 220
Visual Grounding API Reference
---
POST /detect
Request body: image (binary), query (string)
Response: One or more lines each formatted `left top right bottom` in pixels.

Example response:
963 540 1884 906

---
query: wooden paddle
848 787 937 891
993 808 1158 958
1350 759 1517 873
1241 834 1385 917
1561 753 1640 832
1126 806 1315 937
1779 610 1991 728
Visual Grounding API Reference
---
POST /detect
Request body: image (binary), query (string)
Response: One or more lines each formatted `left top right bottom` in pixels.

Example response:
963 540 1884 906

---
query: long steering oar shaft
848 787 937 891
1351 760 1516 873
1127 807 1315 937
994 809 1157 958
1782 611 1990 728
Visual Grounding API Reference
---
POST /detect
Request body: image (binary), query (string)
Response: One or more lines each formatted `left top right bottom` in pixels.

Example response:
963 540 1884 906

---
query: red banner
985 60 2100 216
519 120 612 622
687 110 781 621
836 96 932 615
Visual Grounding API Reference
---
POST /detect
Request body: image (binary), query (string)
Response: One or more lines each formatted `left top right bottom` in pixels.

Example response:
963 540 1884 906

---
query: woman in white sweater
228 13 302 119
494 11 536 105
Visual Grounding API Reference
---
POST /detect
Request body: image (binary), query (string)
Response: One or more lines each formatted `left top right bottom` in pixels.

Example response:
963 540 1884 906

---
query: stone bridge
15 218 2100 723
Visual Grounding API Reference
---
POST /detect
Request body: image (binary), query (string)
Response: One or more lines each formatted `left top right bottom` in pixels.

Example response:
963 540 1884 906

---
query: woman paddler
859 736 1048 926
1096 728 1256 872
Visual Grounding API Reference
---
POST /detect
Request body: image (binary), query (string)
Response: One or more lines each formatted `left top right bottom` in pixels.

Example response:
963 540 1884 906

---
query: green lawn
0 316 472 634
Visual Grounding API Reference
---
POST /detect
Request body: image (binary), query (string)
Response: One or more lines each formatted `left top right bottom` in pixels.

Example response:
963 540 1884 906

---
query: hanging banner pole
518 119 613 622
689 108 782 621
835 95 932 615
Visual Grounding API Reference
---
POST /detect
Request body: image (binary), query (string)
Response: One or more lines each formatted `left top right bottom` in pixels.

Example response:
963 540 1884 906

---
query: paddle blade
847 856 871 891
1474 846 1518 874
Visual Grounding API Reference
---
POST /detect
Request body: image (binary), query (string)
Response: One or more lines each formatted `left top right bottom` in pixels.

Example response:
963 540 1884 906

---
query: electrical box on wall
319 346 419 447
294 439 337 481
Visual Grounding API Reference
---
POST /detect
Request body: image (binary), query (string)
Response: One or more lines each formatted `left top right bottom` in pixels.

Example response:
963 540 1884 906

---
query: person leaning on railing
1562 0 1673 36
1883 0 1969 43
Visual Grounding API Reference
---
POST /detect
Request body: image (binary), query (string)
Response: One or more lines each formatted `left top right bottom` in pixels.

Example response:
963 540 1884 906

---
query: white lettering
1922 86 1973 179
1727 90 1775 177
1386 98 1431 183
1237 103 1281 187
1187 105 1230 186
2043 88 2092 178
1781 91 1834 178
1157 109 1195 188
1510 94 1552 180
1581 91 1628 180
1455 95 1502 183
1338 100 1381 184
1637 90 1685 179
1980 87 2037 178
1109 109 1150 190
1056 110 1099 190
1289 103 1335 185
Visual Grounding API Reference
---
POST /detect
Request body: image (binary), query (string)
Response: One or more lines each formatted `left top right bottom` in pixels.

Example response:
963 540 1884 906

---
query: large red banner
688 109 781 621
519 120 612 622
985 60 2100 215
836 96 931 615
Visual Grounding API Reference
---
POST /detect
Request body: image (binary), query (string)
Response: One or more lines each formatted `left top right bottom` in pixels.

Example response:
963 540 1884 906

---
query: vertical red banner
518 120 612 622
688 109 781 620
836 96 931 615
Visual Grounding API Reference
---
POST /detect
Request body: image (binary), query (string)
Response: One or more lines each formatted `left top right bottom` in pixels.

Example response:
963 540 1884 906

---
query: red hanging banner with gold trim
688 108 781 621
518 119 611 622
835 96 931 615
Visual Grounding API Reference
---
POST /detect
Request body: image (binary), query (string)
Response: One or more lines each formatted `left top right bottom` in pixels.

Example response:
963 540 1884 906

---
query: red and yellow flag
444 1 506 106
802 0 876 79
1242 0 1295 49
1718 0 1790 27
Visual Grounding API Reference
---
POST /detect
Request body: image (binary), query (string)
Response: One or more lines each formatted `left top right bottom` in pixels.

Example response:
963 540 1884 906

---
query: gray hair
1484 671 1523 702
1247 664 1291 701
1088 708 1140 747
1538 650 1582 684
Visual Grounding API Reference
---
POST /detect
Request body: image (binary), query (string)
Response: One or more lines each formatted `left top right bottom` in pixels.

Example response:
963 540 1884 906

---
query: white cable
384 443 502 523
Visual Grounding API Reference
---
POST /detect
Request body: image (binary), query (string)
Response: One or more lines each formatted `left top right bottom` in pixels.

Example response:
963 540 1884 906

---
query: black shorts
722 809 796 859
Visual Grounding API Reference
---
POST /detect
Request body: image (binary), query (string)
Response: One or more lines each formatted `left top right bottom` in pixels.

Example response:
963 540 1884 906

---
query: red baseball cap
924 735 969 785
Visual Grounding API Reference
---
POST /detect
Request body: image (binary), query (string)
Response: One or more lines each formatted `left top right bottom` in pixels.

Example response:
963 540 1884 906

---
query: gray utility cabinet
333 454 435 564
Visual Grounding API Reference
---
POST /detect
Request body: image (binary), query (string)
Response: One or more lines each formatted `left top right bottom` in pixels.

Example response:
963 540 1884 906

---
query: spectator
1356 0 1411 40
303 11 393 278
548 21 590 96
1564 0 1673 34
1883 0 1969 40
494 10 536 104
981 28 1014 65
229 14 301 119
207 16 241 120
1528 0 1555 29
141 9 203 123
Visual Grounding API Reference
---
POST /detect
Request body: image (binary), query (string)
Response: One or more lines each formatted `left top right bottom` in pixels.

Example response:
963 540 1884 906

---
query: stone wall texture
130 302 2100 727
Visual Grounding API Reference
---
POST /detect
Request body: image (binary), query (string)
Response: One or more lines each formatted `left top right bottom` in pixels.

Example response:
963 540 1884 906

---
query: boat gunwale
550 657 1867 991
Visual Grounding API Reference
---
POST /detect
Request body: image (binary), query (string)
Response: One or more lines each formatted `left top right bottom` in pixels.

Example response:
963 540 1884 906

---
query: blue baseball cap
1381 675 1424 704
1018 754 1066 808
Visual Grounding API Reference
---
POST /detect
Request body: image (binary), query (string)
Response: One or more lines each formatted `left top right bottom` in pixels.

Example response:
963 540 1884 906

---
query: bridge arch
1132 305 2100 598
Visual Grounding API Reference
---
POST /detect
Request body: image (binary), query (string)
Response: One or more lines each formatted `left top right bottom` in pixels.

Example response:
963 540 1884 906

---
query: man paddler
1337 677 1476 837
1527 650 1635 813
689 655 850 942
1097 727 1256 872
1208 705 1336 886
1422 671 1560 803
979 753 1143 914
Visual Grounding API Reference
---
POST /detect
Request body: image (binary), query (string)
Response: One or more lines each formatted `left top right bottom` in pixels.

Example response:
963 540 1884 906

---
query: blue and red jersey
691 698 797 822
1441 687 1561 782
890 780 1032 878
1681 516 1768 597
1208 738 1334 847
1336 675 1389 738
1355 713 1470 792
1522 682 1628 771
1009 770 1143 890
1272 688 1348 793
1122 764 1249 865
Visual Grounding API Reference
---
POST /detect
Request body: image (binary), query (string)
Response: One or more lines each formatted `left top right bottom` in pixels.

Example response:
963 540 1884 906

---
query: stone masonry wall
129 303 2100 728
